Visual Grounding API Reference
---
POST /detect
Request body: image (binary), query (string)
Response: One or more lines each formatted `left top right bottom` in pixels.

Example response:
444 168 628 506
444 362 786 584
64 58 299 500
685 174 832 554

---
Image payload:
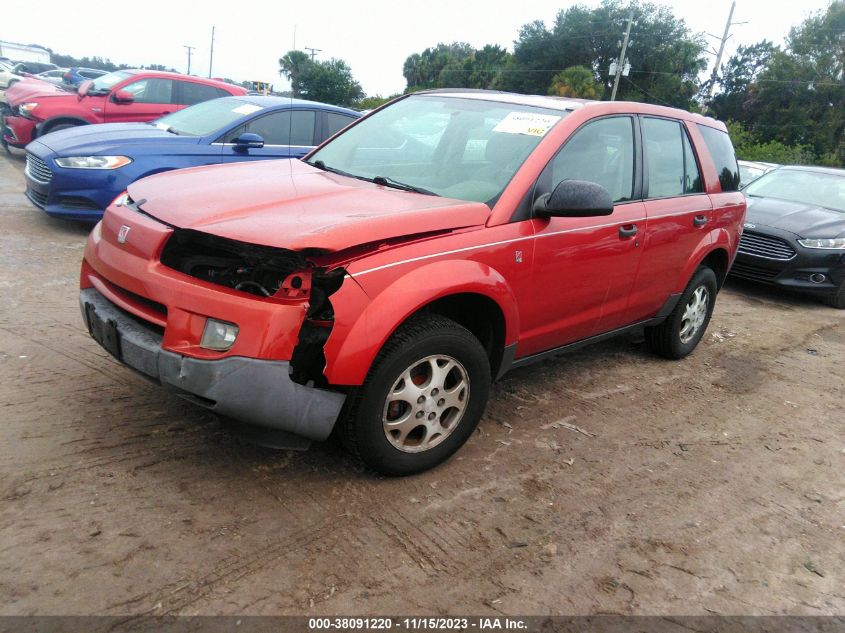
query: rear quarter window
697 125 740 192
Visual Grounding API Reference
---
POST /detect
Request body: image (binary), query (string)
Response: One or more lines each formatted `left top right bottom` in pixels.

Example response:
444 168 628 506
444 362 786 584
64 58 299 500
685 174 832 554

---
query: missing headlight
160 229 310 297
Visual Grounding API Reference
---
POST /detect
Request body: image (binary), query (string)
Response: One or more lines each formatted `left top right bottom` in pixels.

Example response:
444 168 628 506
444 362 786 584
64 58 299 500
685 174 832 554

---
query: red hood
127 160 490 252
6 79 70 106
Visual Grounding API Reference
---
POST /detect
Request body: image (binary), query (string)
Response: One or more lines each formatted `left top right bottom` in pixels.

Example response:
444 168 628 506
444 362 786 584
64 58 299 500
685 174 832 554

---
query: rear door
220 109 318 162
628 116 712 320
103 77 177 122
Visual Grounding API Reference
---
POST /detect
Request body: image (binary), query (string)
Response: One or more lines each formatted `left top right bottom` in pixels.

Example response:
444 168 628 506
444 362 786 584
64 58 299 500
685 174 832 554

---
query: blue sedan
23 96 360 221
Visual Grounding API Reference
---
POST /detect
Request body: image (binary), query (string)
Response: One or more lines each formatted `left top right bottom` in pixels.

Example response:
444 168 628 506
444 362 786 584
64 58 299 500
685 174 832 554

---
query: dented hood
127 160 490 251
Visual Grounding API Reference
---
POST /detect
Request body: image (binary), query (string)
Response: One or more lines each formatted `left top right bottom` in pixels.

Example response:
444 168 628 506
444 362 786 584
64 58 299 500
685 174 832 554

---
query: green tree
279 51 313 97
549 66 602 98
278 51 364 106
706 41 778 123
712 2 845 165
296 58 364 107
498 0 707 108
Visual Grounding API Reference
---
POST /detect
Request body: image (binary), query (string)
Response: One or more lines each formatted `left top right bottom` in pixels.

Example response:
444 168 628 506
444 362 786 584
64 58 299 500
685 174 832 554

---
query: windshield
744 168 845 213
88 70 133 94
308 94 566 204
154 98 264 137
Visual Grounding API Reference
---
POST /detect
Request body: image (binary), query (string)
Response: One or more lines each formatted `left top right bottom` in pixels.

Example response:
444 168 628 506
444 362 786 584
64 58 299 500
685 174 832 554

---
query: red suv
3 69 246 147
80 91 745 475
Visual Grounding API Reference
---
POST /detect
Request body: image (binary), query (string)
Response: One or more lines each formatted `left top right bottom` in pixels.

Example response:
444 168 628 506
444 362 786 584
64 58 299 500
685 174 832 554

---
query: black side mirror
233 133 265 151
534 179 614 217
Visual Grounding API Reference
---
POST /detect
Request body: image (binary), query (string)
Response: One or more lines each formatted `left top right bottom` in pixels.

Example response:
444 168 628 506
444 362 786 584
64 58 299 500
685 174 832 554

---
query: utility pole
183 45 195 75
705 1 737 102
610 12 634 101
208 27 215 78
305 46 321 61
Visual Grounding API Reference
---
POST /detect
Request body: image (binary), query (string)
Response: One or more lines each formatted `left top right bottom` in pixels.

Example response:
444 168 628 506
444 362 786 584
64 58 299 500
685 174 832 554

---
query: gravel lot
0 148 843 617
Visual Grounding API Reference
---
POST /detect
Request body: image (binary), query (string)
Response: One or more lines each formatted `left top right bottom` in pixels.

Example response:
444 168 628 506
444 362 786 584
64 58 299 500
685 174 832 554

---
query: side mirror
112 89 134 104
77 79 92 97
533 179 614 217
233 133 265 151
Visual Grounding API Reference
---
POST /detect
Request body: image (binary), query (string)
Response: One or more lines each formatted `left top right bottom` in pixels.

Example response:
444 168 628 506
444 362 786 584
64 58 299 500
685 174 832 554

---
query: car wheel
645 266 718 359
822 282 845 309
341 314 491 476
44 123 77 134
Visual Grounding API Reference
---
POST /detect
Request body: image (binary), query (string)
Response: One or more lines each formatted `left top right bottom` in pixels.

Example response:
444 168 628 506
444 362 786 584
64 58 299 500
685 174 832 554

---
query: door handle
619 224 638 238
693 215 708 227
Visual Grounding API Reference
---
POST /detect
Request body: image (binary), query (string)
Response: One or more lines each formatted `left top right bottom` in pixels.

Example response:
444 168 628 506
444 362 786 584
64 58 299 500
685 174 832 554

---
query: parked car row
24 95 360 220
6 75 844 473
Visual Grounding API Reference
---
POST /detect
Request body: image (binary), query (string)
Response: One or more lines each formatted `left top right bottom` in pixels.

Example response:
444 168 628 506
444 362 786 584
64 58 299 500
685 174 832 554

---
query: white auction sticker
232 104 264 115
493 112 561 136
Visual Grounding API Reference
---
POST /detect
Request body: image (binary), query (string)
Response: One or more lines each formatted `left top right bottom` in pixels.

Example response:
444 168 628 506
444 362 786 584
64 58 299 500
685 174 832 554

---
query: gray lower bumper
79 288 346 443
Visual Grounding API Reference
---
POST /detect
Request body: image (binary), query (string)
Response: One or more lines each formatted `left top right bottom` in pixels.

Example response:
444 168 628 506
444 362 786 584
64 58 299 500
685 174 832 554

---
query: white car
0 61 24 89
738 160 779 187
35 68 69 86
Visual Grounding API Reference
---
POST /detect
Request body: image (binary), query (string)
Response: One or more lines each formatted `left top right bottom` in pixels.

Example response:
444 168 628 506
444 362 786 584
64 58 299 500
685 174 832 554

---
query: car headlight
200 318 239 351
110 191 131 207
55 156 133 169
798 238 845 250
19 102 38 117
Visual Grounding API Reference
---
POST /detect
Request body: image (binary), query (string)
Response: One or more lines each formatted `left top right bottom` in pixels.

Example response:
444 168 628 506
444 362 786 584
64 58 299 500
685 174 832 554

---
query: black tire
44 123 77 134
341 315 491 476
645 266 718 359
823 283 845 309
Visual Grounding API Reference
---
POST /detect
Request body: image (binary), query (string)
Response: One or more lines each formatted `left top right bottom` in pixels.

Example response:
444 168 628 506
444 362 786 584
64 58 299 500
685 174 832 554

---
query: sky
4 0 834 97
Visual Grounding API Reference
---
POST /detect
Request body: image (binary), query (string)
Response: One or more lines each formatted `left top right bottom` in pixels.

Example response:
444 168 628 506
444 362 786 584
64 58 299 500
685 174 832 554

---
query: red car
80 91 745 475
4 69 246 147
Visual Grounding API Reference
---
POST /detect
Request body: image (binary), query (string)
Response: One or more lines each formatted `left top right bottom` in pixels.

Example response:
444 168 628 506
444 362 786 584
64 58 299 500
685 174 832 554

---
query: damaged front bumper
80 287 347 447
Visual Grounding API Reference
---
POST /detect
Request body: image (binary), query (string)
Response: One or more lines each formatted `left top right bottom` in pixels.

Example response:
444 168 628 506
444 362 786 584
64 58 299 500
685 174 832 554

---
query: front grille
737 230 796 261
25 187 48 208
730 261 780 281
25 153 52 184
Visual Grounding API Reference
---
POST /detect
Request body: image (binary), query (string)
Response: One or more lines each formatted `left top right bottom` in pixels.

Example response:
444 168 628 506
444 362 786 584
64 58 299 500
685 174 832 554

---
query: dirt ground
0 148 843 617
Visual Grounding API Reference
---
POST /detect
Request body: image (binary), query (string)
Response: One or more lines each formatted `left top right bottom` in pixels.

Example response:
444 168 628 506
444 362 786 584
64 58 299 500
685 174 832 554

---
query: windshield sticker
493 112 561 136
232 104 263 115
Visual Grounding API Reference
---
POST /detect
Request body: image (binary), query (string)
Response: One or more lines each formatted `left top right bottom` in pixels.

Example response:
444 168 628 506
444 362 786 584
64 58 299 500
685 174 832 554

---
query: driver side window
120 78 174 104
540 116 635 204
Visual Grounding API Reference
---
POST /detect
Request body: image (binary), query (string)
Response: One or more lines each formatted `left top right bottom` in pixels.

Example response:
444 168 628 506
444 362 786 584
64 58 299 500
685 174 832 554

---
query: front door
220 109 318 162
519 115 646 357
103 78 177 123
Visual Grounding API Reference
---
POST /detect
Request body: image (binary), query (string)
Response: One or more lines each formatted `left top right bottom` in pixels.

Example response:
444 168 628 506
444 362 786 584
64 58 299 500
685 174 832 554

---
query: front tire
645 266 718 359
342 315 491 476
823 282 845 309
43 122 78 135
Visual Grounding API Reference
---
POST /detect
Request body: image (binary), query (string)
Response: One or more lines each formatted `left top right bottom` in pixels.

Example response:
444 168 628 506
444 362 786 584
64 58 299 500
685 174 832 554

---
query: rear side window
544 116 635 203
698 124 740 192
325 112 357 138
642 118 703 197
178 81 224 105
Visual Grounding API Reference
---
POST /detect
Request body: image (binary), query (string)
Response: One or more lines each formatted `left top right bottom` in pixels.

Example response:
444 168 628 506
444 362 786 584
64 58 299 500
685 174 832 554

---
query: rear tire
341 315 491 476
823 283 845 309
645 266 718 359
